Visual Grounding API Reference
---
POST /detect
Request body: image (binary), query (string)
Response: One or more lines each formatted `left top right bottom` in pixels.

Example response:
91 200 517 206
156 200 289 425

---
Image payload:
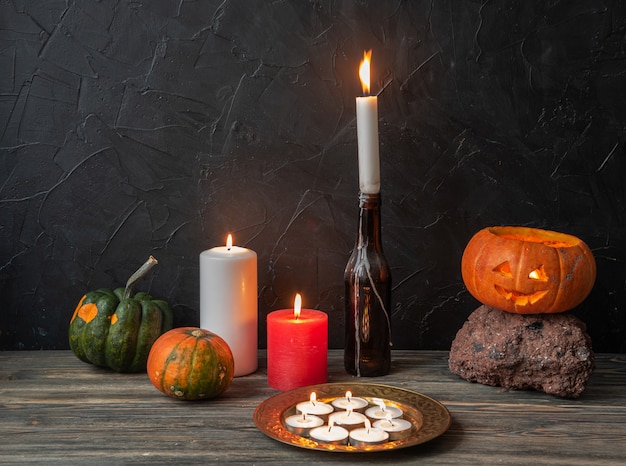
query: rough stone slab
449 305 594 398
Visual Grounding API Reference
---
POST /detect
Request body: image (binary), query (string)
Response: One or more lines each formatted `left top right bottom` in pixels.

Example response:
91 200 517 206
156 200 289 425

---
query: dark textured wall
1 1 625 352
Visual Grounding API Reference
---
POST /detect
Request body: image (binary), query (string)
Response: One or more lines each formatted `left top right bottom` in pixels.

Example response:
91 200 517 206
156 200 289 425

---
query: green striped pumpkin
69 257 173 372
146 327 234 400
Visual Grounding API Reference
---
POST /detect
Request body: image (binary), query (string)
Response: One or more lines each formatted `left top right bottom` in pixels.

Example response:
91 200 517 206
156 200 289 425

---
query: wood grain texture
1 350 625 464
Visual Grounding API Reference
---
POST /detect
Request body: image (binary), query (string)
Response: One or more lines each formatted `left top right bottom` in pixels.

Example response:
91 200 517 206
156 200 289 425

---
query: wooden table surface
1 350 625 465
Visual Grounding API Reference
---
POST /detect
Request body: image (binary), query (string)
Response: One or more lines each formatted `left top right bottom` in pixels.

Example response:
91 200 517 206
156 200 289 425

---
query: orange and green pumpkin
461 226 596 314
147 327 234 401
69 256 173 372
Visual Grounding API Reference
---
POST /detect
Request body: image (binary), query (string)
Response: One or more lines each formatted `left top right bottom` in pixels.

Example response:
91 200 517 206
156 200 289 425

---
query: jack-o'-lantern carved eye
493 262 512 278
528 266 548 282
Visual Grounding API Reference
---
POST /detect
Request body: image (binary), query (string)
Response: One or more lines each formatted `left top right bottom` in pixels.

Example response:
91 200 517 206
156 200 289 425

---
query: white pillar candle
309 419 349 445
364 398 403 420
356 50 380 194
349 419 389 447
373 416 413 441
199 234 258 377
331 391 368 412
284 412 324 437
296 392 334 419
329 408 367 431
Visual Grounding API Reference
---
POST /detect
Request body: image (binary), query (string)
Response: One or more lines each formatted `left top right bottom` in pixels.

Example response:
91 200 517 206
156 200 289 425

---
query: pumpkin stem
124 256 158 300
191 329 205 338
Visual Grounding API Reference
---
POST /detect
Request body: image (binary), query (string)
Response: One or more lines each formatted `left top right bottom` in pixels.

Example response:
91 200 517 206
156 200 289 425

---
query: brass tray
253 382 451 452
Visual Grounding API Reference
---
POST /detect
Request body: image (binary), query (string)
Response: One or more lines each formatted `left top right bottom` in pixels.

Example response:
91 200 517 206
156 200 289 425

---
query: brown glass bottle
344 192 392 376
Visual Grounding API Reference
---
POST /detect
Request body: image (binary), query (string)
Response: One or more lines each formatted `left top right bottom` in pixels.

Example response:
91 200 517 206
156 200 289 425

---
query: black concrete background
1 1 625 352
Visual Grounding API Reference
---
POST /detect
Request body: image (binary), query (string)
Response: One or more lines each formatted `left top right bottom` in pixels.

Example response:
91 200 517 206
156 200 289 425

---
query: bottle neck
357 192 382 248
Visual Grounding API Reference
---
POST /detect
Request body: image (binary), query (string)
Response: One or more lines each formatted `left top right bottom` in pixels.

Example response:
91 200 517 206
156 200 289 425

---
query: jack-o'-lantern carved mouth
492 261 549 305
493 285 548 306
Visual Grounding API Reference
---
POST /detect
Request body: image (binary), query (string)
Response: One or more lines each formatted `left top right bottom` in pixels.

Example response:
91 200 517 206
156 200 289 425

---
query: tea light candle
364 397 403 420
309 419 349 445
296 392 334 419
284 412 324 437
349 419 389 447
200 234 258 377
331 391 368 412
373 414 413 441
329 407 367 431
267 293 328 391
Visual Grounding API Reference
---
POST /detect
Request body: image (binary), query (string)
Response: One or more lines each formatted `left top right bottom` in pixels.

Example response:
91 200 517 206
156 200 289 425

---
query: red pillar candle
267 293 328 391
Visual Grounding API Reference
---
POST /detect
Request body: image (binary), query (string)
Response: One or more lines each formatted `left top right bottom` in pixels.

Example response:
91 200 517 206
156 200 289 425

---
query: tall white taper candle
356 50 380 194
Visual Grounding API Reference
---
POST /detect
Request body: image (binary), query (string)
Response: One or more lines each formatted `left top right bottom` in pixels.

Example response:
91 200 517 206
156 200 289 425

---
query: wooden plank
1 350 625 464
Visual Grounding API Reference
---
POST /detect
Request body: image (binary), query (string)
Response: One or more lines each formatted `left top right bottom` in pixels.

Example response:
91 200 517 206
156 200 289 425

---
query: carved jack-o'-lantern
461 226 596 314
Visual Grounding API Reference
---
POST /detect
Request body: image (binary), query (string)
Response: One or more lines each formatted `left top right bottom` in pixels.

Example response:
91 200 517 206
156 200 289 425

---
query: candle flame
309 392 316 405
359 50 372 95
385 412 395 426
294 293 302 320
226 234 233 251
365 418 371 433
345 390 352 402
328 418 334 431
374 397 386 412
